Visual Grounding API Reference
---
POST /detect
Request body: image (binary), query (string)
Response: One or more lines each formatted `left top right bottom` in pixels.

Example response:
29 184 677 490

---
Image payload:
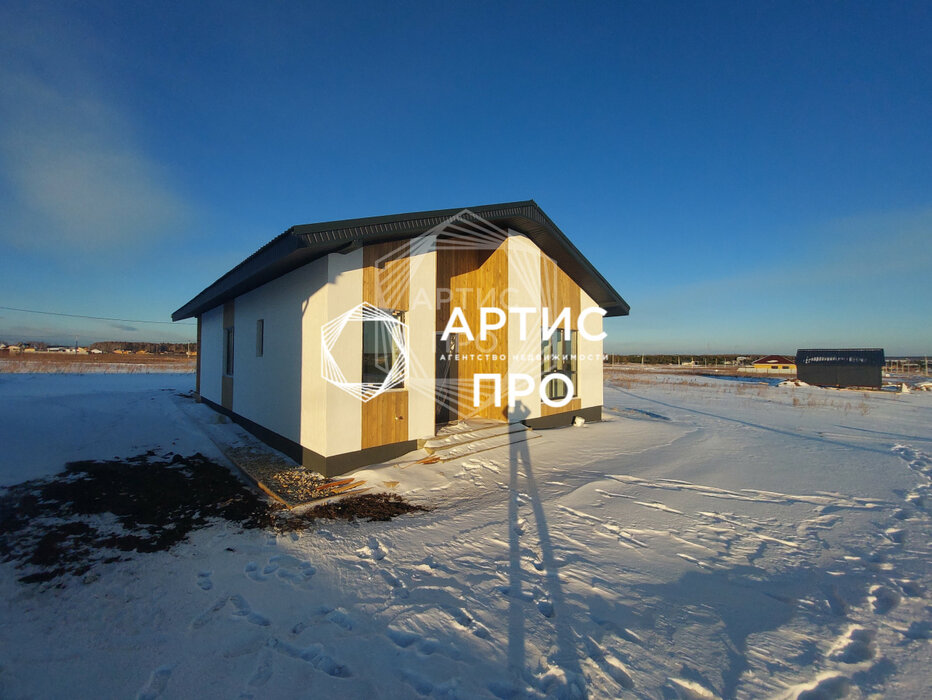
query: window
224 327 234 375
541 328 577 401
256 319 264 357
362 310 405 387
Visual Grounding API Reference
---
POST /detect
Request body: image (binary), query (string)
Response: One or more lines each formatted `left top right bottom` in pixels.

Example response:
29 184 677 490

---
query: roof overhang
172 200 630 321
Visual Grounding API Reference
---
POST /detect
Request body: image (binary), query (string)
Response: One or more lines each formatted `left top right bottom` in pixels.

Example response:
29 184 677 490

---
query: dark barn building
795 349 885 389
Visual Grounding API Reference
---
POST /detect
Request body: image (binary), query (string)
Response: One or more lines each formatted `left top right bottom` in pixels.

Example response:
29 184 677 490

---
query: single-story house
172 201 629 476
795 349 884 389
751 355 796 373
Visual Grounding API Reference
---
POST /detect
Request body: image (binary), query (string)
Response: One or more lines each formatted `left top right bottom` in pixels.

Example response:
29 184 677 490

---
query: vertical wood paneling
540 254 582 417
363 241 409 311
540 255 579 329
437 239 509 421
361 389 408 449
361 240 409 448
540 397 581 417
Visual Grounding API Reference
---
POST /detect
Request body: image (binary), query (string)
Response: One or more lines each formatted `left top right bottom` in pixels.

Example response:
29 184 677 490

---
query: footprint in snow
267 637 351 677
664 677 719 699
793 674 851 700
230 594 271 626
451 608 473 627
903 620 932 640
897 579 923 597
244 562 268 582
831 627 876 664
387 627 420 648
581 635 635 689
883 528 907 545
136 665 173 700
357 536 388 560
870 585 901 615
191 596 228 629
325 608 354 631
245 650 273 690
379 569 409 597
821 584 849 617
196 571 213 591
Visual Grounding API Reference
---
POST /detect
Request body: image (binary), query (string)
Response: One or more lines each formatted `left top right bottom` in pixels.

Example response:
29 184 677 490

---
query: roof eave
171 201 630 320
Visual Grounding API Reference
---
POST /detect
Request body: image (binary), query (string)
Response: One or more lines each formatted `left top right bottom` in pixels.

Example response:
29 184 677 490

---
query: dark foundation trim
302 440 418 477
199 396 416 477
523 404 602 430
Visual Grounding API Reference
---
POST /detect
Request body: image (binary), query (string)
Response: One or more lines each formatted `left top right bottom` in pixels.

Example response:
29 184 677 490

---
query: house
795 349 884 389
750 355 796 373
172 201 629 476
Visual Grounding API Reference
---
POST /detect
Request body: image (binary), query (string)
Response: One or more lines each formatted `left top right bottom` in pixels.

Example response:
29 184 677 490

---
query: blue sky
0 1 929 354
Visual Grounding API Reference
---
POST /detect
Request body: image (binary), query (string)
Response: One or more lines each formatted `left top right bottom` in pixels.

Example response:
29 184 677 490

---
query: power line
0 305 196 326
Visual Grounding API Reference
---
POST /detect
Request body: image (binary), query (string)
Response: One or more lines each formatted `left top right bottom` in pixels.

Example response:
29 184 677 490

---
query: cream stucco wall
309 248 363 457
578 287 604 409
505 234 543 420
298 257 330 456
406 237 437 440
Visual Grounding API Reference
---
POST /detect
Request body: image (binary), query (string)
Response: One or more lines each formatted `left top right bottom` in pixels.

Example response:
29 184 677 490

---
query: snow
1 370 931 698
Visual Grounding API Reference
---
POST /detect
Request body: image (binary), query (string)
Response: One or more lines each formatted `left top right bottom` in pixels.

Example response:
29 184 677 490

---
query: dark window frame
362 309 405 388
256 319 264 357
541 328 578 401
224 326 234 376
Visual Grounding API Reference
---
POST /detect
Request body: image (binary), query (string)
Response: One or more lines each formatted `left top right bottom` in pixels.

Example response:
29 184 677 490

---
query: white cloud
0 12 190 254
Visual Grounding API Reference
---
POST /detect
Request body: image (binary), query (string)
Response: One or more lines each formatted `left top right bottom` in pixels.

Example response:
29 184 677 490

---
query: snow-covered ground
1 371 930 699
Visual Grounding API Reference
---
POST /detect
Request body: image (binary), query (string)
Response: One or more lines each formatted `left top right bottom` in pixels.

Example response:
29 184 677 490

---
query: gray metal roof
171 200 630 321
795 349 885 366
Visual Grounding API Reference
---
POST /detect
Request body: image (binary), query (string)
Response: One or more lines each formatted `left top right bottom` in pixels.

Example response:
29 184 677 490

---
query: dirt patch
299 493 429 523
0 452 427 585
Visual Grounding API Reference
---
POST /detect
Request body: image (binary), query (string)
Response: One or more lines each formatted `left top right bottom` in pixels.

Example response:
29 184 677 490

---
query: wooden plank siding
361 241 410 449
436 240 509 421
540 255 581 417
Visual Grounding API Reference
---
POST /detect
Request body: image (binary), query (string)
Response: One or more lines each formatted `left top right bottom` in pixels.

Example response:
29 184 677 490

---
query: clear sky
1 1 930 354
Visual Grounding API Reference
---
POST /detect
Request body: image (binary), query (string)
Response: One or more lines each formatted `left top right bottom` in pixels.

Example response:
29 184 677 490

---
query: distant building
748 355 796 374
795 349 884 389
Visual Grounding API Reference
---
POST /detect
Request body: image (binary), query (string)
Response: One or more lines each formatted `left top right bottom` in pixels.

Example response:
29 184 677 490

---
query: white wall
578 288 604 409
231 260 324 444
199 306 223 404
506 234 542 420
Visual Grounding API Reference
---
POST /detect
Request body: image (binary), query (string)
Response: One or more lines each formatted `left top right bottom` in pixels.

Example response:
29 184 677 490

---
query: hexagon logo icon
321 302 408 402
